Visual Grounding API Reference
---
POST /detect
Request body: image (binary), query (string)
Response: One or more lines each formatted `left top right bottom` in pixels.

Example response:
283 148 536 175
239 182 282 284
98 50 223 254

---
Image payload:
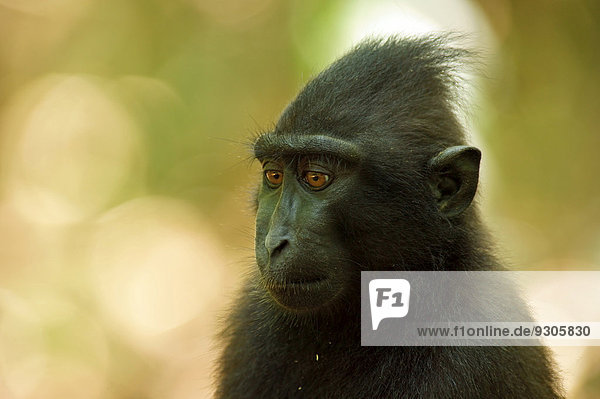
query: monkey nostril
268 239 289 257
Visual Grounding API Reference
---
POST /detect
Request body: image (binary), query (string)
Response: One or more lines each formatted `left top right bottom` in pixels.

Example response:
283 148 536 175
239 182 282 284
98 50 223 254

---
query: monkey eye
302 171 331 190
264 170 283 187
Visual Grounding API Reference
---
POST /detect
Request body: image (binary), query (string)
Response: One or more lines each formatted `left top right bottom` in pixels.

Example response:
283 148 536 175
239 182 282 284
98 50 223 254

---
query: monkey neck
424 213 502 271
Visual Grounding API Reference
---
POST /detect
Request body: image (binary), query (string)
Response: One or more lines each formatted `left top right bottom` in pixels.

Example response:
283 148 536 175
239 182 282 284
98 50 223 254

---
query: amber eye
265 170 283 187
304 171 330 189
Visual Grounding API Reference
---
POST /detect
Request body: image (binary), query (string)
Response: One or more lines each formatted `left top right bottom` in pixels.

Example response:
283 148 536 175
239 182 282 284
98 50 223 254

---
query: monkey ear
428 146 481 218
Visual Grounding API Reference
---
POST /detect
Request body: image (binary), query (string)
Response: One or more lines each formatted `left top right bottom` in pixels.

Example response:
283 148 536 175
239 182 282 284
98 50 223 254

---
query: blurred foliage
475 0 600 264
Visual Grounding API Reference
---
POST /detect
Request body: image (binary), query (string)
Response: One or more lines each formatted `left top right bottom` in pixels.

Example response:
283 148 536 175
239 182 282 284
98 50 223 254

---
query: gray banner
361 271 600 346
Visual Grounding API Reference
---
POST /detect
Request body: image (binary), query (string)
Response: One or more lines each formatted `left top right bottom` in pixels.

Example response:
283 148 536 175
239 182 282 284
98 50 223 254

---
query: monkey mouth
263 275 336 310
287 276 327 285
266 275 327 289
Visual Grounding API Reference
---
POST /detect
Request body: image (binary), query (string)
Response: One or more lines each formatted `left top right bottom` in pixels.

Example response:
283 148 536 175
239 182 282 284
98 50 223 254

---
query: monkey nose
265 235 290 258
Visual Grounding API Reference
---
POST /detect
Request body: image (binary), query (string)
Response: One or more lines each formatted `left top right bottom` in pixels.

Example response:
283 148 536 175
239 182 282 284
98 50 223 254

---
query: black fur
215 35 563 399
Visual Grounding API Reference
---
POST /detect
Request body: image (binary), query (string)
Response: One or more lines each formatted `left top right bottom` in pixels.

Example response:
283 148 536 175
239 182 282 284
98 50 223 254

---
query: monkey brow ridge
253 134 361 163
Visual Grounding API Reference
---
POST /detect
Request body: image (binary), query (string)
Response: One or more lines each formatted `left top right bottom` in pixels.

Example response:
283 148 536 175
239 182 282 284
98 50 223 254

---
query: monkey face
254 151 356 312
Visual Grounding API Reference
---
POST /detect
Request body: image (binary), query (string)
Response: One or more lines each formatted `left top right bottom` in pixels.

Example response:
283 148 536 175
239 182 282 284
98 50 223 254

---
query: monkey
215 35 564 398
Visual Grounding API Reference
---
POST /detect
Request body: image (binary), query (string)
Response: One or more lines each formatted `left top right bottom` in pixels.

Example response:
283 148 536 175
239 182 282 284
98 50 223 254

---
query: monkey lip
267 275 327 289
264 275 336 310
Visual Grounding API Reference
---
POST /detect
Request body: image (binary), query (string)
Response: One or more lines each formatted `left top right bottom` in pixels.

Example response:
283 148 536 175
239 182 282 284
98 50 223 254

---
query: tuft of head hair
275 34 476 147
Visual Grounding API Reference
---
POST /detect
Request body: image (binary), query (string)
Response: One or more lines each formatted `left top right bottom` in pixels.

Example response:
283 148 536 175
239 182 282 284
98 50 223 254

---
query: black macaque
215 35 563 399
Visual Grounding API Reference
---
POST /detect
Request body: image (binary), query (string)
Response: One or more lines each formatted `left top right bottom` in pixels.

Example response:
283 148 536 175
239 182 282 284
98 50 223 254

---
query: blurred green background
0 0 598 398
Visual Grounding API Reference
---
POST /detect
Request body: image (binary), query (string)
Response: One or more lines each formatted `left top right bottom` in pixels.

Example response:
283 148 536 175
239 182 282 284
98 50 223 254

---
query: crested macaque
215 36 563 399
